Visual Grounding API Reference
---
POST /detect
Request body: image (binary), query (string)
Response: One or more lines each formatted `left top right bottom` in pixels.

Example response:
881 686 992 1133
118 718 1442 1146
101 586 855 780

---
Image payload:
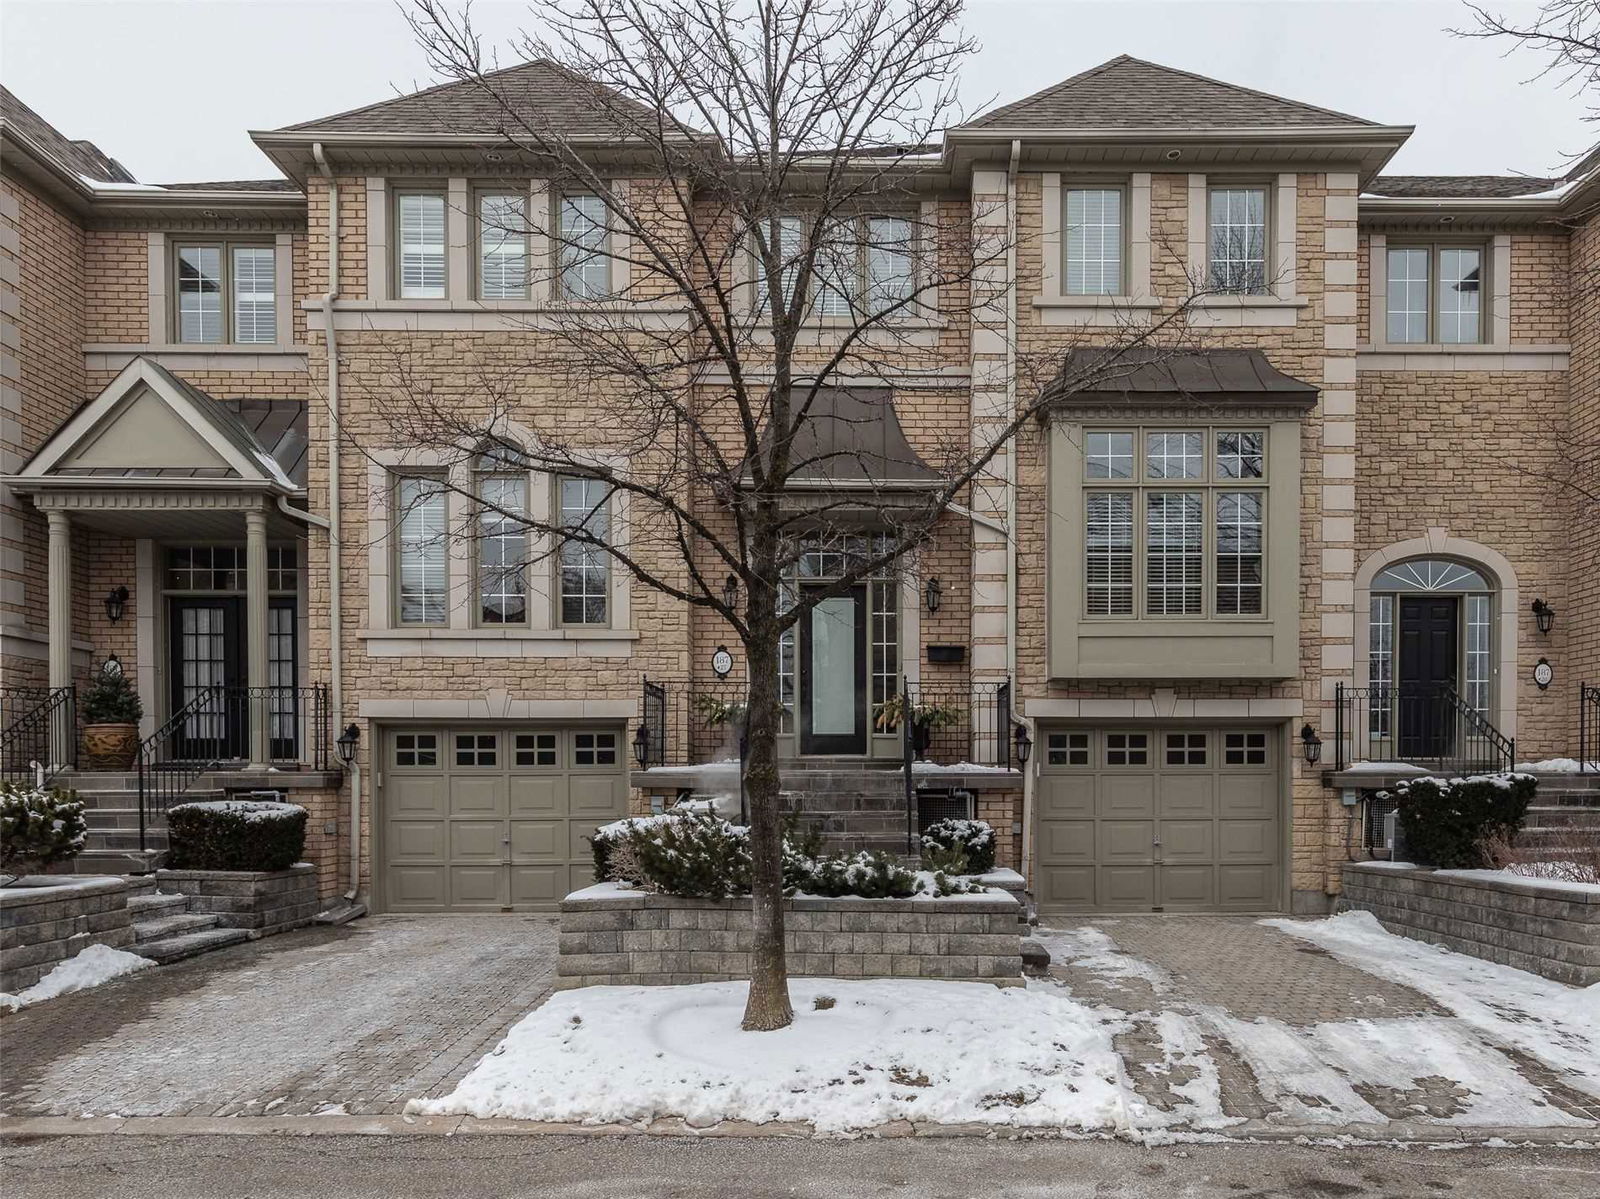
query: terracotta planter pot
82 723 139 771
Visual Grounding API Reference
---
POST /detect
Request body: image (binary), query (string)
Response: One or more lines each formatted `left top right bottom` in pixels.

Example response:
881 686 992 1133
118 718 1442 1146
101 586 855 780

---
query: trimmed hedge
1 783 87 876
167 800 308 872
921 818 997 874
1388 773 1536 869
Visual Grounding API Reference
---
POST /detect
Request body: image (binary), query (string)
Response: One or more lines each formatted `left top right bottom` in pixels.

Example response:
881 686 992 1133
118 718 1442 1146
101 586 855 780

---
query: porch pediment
10 357 301 493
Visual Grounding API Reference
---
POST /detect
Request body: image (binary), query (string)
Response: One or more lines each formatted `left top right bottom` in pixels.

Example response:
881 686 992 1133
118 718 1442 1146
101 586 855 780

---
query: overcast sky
1 0 1587 184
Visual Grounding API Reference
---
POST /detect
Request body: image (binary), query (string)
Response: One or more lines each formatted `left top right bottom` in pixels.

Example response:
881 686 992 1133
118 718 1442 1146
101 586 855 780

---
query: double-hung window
476 458 528 626
559 193 610 299
557 476 610 625
1384 243 1483 344
394 474 449 625
763 213 914 318
1084 428 1267 618
396 191 447 299
1064 188 1124 295
1207 186 1268 295
478 191 529 299
174 242 276 343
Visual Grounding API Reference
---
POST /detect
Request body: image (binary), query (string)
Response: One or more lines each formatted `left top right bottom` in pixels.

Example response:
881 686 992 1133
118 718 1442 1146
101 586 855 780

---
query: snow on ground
1264 911 1600 1100
410 977 1129 1134
1033 926 1172 992
0 943 152 1011
1515 758 1600 773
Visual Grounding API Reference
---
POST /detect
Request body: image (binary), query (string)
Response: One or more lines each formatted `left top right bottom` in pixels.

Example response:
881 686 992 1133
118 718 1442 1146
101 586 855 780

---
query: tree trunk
740 620 793 1031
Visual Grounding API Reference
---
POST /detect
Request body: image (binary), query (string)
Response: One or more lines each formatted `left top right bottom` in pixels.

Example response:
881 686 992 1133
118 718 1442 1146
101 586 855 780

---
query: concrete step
794 813 914 836
1524 806 1600 829
123 876 159 898
85 829 169 853
132 912 219 943
126 891 188 916
68 849 162 875
55 772 141 792
135 927 250 965
1513 829 1600 849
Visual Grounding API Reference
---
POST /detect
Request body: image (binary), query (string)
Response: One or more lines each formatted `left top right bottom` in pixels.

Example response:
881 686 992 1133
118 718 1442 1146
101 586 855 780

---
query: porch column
245 507 270 768
46 510 73 765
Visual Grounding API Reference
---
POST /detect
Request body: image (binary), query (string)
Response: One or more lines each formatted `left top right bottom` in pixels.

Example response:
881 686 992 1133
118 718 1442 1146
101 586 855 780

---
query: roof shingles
962 55 1379 131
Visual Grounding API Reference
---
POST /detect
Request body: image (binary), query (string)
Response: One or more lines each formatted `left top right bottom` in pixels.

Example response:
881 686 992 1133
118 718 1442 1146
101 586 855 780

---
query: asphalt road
2 1134 1596 1198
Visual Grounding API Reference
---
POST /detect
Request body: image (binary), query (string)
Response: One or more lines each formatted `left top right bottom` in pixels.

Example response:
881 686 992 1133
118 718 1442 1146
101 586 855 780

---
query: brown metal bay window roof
1043 347 1318 410
756 387 943 491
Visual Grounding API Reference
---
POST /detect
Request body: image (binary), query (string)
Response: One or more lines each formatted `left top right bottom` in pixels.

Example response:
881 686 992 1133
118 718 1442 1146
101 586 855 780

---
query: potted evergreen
80 663 143 770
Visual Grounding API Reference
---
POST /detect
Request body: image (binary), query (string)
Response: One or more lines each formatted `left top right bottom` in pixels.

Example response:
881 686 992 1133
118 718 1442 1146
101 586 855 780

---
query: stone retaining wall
156 864 319 936
1 876 133 993
1340 863 1600 986
558 884 1023 990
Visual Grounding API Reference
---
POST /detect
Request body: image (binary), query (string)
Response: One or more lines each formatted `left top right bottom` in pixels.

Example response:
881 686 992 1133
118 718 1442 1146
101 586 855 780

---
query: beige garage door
380 725 628 912
1036 726 1282 913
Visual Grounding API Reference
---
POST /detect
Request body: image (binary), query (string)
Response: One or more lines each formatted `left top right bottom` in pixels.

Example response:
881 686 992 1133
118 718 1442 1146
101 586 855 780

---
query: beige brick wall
83 231 149 343
1565 211 1600 721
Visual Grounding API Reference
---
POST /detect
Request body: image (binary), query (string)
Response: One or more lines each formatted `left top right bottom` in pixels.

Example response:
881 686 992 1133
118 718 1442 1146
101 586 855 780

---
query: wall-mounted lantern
1012 723 1032 766
924 577 942 614
1300 723 1323 767
103 585 129 624
723 573 739 612
335 723 361 767
1531 598 1555 635
633 722 651 768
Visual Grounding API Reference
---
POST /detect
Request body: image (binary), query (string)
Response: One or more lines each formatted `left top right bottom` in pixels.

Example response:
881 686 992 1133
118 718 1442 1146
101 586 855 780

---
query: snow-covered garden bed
1340 861 1600 986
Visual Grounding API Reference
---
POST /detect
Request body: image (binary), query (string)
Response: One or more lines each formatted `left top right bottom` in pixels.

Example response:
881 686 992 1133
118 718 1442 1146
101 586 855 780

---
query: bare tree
1459 1 1600 128
355 0 1199 1030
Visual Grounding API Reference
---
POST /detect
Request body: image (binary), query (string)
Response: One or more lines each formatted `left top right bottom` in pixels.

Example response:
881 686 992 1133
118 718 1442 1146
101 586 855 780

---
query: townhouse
2 55 1594 917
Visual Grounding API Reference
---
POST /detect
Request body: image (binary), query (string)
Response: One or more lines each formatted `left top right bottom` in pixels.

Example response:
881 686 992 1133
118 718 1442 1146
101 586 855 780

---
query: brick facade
3 64 1593 917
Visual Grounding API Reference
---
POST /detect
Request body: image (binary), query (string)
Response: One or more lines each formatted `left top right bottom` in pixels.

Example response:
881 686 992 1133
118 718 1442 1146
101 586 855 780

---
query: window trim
392 187 449 301
1081 426 1270 622
170 239 278 345
474 187 531 301
1205 183 1272 297
1383 240 1487 346
1061 184 1129 297
391 470 450 628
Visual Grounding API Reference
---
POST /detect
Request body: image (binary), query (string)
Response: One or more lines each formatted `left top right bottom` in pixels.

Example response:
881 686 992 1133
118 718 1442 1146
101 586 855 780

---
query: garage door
380 725 628 912
1036 726 1282 913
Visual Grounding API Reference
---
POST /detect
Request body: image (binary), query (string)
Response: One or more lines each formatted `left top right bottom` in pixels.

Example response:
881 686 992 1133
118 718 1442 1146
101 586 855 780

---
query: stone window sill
359 627 640 641
1358 342 1569 354
1191 295 1307 309
1033 295 1161 310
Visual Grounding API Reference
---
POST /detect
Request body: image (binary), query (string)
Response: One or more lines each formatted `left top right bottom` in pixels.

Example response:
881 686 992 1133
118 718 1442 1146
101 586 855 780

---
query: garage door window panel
515 732 560 767
1105 732 1150 766
455 733 499 767
394 732 439 768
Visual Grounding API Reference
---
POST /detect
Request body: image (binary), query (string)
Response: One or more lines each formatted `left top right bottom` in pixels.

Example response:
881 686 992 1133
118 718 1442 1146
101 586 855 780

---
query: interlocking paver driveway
0 915 557 1117
1036 916 1600 1132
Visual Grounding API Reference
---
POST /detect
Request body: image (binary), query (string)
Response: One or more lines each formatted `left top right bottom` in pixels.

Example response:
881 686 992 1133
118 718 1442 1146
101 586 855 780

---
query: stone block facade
557 885 1024 989
0 876 133 993
155 864 320 936
1339 863 1600 987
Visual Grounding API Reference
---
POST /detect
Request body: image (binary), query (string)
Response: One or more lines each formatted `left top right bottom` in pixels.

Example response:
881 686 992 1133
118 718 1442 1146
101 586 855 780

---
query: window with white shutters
395 474 449 625
397 191 447 299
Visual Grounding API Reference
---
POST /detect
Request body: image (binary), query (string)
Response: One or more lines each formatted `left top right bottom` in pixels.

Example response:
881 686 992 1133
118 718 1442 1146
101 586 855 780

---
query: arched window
1368 557 1494 751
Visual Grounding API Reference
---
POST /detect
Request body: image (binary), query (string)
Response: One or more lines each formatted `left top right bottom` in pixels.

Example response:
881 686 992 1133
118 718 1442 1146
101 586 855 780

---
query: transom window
559 193 610 299
515 732 558 766
574 731 617 766
396 191 447 299
165 546 297 594
1385 244 1483 344
478 192 529 299
174 242 276 344
455 733 497 766
1208 186 1268 295
1084 429 1267 618
394 733 438 767
1064 188 1124 296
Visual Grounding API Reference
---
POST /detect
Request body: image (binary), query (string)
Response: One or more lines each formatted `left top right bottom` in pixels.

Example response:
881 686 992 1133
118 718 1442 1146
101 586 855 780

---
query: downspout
313 142 359 905
1006 138 1036 891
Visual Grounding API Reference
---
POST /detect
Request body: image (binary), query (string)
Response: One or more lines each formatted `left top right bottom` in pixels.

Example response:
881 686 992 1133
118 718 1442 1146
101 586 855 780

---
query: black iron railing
0 686 76 786
136 683 331 851
1581 683 1599 775
637 678 751 770
1334 682 1514 774
891 680 1012 768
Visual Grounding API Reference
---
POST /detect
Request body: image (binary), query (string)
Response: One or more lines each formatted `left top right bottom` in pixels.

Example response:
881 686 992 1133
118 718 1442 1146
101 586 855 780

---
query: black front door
1397 596 1459 760
798 584 868 755
168 597 245 760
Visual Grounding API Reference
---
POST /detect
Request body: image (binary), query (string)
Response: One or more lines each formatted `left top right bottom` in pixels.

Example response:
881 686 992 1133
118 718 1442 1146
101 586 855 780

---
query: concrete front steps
127 877 249 964
779 763 920 859
1515 771 1600 852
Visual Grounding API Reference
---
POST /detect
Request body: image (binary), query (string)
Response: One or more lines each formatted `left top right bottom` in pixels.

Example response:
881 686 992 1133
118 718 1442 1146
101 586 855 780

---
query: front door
1397 596 1458 760
167 597 300 761
798 584 868 755
168 597 244 760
